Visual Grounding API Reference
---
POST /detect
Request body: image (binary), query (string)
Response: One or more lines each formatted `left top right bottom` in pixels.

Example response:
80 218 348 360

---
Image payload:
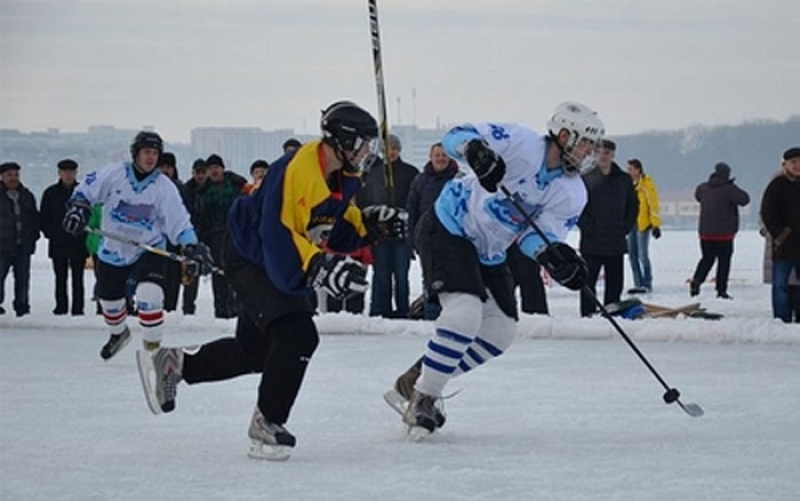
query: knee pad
136 281 164 312
436 293 484 338
136 282 164 342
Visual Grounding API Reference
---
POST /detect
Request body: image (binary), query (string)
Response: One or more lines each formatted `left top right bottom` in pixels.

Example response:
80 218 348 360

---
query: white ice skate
136 347 183 415
383 388 409 418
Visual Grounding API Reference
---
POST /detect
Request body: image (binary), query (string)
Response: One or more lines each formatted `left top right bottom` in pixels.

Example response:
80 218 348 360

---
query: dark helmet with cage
130 131 164 163
546 102 605 175
320 101 379 172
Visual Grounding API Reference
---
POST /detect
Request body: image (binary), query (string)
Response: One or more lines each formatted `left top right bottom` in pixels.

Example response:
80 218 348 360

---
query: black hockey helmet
320 101 378 162
130 131 164 162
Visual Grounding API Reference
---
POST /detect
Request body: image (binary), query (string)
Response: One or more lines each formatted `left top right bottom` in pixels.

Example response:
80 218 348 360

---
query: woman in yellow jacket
626 158 661 293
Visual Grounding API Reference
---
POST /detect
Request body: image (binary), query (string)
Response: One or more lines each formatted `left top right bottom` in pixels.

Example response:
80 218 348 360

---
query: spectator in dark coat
181 158 208 315
577 140 638 317
690 162 750 299
406 143 459 320
356 134 418 318
761 147 800 322
40 159 89 315
195 153 247 318
0 162 40 317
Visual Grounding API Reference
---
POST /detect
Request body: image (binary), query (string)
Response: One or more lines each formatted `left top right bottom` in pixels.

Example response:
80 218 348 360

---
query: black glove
362 205 409 241
306 253 368 300
464 139 506 192
651 227 661 239
63 201 91 236
535 242 587 291
183 242 215 277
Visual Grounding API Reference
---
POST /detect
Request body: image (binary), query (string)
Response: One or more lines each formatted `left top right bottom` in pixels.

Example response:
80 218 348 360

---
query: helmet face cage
130 131 164 162
320 101 378 173
547 102 605 176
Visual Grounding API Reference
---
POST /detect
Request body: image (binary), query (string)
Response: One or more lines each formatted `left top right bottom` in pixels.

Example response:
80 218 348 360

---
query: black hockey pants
181 237 319 425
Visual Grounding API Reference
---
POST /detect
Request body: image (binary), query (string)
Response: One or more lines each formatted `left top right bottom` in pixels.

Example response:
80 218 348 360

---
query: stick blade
678 400 704 417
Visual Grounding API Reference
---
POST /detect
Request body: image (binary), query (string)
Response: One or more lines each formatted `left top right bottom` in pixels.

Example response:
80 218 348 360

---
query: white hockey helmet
547 102 605 174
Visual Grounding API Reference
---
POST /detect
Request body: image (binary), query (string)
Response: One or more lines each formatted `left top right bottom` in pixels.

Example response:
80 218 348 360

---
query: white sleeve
71 164 117 206
159 180 197 247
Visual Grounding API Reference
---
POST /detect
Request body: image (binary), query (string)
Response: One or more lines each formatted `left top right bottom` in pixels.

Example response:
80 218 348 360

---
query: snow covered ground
2 230 798 500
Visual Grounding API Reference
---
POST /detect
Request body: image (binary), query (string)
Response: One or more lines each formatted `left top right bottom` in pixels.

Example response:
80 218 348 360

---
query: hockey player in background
384 102 605 440
137 101 409 461
62 131 214 360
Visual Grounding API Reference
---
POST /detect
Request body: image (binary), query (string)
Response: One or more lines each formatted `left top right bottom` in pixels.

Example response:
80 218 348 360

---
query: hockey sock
101 298 128 335
451 296 516 377
136 282 164 345
415 293 482 397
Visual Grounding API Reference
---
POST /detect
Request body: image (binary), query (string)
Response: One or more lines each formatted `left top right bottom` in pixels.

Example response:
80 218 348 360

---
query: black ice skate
404 391 442 442
99 327 131 360
383 358 446 429
247 408 296 461
136 347 183 414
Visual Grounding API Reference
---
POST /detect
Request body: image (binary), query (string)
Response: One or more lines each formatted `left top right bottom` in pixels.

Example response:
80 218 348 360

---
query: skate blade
383 389 408 417
135 350 162 415
407 425 433 443
247 440 292 461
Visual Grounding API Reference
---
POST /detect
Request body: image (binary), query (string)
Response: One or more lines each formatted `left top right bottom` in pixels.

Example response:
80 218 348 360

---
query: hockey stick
367 0 395 206
498 184 703 418
89 228 225 276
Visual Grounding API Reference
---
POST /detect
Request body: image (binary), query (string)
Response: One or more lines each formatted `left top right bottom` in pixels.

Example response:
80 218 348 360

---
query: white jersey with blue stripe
71 161 198 266
436 122 587 265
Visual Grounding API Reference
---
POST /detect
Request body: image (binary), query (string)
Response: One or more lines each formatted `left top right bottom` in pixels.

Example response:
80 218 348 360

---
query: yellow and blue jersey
228 140 369 295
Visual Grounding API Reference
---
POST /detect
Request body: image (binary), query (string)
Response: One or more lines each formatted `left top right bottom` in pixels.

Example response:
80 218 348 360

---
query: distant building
190 127 314 173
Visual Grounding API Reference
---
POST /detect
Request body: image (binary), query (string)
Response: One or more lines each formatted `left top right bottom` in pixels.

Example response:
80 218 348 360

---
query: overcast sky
1 0 798 143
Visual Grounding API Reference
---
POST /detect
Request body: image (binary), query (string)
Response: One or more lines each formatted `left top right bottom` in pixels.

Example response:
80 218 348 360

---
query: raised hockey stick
89 228 225 276
367 0 395 205
498 184 704 418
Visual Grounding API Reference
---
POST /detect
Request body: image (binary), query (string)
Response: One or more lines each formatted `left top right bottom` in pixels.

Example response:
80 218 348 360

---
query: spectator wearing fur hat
196 153 247 318
40 159 89 315
761 147 800 321
689 162 750 299
0 162 40 317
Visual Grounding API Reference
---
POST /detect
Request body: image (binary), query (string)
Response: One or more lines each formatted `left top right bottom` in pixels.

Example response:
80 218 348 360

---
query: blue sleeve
175 228 198 247
518 232 556 260
442 125 481 159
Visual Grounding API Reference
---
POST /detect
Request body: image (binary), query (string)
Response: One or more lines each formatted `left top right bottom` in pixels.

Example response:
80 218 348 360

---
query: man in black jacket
357 134 418 318
761 147 800 322
690 162 750 299
40 159 89 315
577 140 638 317
0 162 40 317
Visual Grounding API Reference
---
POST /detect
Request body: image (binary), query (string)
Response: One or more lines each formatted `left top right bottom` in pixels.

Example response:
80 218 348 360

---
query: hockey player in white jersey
385 102 605 440
63 131 213 360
